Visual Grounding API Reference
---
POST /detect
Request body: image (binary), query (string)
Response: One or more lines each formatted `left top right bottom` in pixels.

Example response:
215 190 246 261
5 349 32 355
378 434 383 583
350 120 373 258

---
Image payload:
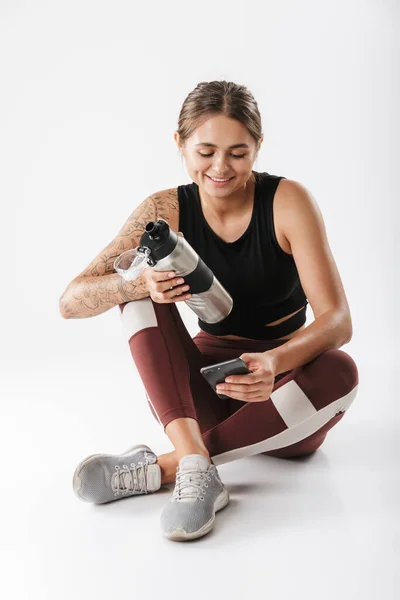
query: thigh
201 348 359 463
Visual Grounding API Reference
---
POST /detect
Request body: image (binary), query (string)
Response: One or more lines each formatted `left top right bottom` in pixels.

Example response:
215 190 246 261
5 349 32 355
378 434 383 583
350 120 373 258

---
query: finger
153 290 191 304
161 284 190 298
217 383 260 395
152 270 177 282
172 293 192 303
161 291 191 303
221 391 266 402
158 284 191 300
158 278 187 294
170 285 190 298
239 353 257 364
224 373 258 384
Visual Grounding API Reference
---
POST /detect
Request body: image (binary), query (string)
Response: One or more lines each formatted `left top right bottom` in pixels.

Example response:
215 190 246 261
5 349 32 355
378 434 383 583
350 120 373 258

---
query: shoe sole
163 488 230 541
211 385 359 465
72 444 152 501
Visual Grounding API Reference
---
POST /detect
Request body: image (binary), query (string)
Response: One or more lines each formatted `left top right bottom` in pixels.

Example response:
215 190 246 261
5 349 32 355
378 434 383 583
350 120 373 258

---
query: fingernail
169 273 175 278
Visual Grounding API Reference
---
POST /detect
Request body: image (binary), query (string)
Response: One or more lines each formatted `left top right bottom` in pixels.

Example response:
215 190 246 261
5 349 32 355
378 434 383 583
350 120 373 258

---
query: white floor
1 354 398 600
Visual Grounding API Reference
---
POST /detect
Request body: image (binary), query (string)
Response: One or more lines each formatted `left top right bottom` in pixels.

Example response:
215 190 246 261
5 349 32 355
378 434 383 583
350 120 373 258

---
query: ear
174 131 182 152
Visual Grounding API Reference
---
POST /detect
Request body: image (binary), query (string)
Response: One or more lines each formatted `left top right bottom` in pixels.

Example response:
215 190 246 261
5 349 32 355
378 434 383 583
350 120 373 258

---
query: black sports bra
177 170 308 340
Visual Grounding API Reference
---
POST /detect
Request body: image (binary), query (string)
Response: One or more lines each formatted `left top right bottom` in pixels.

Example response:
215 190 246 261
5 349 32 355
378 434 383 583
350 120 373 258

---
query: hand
216 352 277 402
142 233 191 304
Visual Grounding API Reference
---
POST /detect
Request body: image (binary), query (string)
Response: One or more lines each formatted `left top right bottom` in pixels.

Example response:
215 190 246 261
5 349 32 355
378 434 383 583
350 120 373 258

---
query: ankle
176 447 210 463
164 418 210 464
157 451 178 485
157 447 211 485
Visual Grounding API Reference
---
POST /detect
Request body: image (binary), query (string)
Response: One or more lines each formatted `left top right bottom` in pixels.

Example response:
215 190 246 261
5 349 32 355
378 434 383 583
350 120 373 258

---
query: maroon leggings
119 298 359 465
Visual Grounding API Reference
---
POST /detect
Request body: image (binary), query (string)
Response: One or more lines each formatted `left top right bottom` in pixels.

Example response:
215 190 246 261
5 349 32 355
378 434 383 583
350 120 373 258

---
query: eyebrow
194 143 250 149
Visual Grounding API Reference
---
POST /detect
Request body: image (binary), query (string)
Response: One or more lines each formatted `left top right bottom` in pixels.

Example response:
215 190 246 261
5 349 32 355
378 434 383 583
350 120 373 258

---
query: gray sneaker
160 454 229 541
73 444 161 504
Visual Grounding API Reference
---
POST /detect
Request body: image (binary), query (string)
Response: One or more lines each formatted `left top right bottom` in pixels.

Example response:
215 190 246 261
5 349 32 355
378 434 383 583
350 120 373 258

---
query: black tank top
177 170 308 340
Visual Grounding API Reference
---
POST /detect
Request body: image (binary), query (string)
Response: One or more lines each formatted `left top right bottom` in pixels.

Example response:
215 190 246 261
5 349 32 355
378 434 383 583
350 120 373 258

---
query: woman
60 80 359 542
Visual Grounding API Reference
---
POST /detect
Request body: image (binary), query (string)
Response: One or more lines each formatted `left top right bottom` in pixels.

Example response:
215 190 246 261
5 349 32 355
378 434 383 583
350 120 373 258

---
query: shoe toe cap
73 461 112 503
160 500 212 535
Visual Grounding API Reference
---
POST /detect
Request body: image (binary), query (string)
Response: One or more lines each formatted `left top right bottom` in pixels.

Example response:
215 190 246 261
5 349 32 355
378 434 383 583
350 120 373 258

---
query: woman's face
175 114 262 195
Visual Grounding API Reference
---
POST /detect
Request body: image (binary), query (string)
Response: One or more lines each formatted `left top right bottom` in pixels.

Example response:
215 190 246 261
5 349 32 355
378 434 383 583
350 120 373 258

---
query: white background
0 1 398 599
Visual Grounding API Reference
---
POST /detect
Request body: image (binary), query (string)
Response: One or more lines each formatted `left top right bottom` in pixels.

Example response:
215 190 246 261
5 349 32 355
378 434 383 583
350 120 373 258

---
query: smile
206 175 235 184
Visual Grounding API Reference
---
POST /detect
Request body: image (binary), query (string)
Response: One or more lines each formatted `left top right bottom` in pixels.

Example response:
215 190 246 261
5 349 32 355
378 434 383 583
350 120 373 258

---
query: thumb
240 353 253 366
240 353 259 369
178 231 184 237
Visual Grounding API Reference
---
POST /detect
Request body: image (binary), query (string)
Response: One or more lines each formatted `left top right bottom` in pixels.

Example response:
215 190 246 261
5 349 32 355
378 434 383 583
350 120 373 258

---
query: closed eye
199 153 246 159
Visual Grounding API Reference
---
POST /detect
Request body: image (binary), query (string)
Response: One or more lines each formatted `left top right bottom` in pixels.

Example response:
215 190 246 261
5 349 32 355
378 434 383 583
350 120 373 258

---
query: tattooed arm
59 188 179 319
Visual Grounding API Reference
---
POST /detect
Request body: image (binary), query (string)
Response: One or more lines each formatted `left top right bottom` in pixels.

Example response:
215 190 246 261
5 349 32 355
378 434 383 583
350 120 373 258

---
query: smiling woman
65 80 359 542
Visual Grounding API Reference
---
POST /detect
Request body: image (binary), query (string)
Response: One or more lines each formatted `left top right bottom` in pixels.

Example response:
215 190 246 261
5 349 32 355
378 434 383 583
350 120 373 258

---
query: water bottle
113 219 233 324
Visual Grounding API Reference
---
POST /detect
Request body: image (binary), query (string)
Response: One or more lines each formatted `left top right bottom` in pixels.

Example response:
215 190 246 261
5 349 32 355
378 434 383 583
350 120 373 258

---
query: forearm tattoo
59 273 149 319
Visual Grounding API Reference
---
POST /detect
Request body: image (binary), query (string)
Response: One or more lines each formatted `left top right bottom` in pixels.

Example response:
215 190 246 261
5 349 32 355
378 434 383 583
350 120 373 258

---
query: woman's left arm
216 180 354 401
267 179 353 376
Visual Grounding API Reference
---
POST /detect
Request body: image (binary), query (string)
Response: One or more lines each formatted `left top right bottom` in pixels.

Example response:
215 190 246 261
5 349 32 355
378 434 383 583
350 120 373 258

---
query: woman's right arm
59 188 179 319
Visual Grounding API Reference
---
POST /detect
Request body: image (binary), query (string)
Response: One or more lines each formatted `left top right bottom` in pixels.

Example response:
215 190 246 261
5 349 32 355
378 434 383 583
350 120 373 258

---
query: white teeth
209 176 231 182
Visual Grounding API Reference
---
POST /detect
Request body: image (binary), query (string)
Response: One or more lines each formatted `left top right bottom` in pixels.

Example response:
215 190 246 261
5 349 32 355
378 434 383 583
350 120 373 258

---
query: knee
119 297 153 314
309 348 359 394
118 298 158 343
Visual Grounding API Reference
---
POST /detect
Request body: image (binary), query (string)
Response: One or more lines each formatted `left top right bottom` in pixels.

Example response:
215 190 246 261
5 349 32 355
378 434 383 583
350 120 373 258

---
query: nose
211 156 230 175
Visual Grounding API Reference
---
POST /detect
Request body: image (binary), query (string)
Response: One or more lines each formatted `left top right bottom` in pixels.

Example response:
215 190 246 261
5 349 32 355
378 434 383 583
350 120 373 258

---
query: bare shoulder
273 178 320 254
271 178 301 255
72 187 179 280
117 187 179 239
275 177 320 213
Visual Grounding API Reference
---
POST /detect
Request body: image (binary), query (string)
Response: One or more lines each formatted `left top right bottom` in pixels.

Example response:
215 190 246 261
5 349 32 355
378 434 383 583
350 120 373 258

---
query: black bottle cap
139 220 178 263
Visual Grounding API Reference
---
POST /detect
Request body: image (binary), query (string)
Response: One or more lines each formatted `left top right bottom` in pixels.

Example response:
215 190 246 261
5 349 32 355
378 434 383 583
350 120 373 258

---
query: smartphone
200 357 251 400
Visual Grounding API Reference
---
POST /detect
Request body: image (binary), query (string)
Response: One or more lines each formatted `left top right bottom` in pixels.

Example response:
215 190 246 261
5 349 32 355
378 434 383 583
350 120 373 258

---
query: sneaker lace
111 461 149 497
172 467 211 501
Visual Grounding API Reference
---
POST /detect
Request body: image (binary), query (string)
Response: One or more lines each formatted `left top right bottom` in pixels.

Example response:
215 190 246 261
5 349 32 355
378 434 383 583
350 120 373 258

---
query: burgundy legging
119 298 359 464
